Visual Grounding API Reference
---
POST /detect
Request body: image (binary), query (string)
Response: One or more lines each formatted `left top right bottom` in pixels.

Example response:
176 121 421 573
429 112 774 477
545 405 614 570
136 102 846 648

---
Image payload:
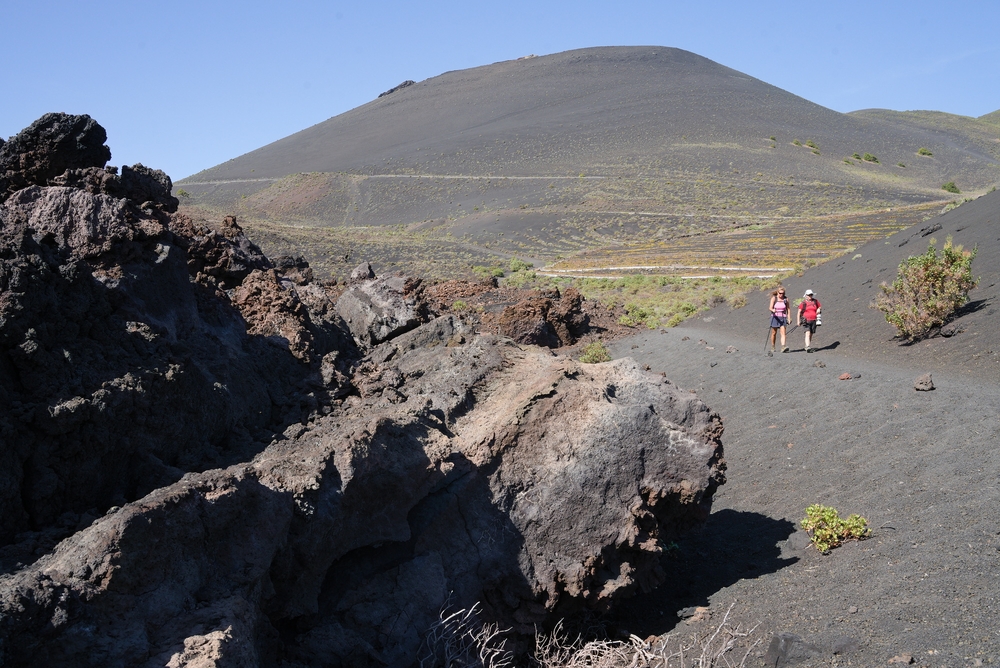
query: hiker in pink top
767 286 790 356
797 289 822 352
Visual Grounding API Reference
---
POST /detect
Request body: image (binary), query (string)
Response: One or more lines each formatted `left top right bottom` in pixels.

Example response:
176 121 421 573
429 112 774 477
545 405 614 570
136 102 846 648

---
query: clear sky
3 0 998 181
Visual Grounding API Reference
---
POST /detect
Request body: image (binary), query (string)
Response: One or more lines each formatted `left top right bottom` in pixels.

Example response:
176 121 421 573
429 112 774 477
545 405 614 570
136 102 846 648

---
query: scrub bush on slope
872 237 977 340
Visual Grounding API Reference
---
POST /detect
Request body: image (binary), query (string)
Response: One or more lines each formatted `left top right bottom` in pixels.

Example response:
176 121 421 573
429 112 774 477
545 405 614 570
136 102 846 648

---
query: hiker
767 286 790 356
797 289 822 352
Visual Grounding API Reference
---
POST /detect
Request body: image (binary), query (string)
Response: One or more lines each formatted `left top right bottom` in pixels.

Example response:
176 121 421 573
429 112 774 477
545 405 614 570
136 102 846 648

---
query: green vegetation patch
579 341 612 364
801 505 870 553
872 237 977 340
941 181 960 194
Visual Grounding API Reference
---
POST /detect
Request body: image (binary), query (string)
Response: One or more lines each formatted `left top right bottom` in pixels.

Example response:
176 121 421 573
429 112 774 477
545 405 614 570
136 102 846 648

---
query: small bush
805 139 818 149
872 237 978 340
917 147 933 156
792 139 802 146
897 162 906 168
801 505 870 553
862 153 879 163
579 342 611 364
473 265 505 279
843 158 853 164
451 300 468 311
852 153 861 160
508 257 533 273
175 188 191 198
941 181 960 194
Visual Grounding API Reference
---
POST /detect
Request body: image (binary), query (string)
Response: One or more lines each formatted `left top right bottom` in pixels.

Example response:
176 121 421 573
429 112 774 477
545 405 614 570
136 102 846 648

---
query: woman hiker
797 289 822 352
767 286 790 356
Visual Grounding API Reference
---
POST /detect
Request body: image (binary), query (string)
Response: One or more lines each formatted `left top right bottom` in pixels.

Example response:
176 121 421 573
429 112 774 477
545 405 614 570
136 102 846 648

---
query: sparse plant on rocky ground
419 603 514 668
917 147 933 156
872 237 977 340
579 341 612 363
805 139 818 149
862 153 879 163
941 181 960 194
897 162 905 168
532 604 760 667
175 188 191 198
800 505 870 553
474 265 506 279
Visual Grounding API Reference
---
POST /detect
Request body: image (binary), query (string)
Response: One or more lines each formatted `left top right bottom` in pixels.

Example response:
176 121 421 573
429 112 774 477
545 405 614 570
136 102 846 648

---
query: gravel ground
607 324 1000 666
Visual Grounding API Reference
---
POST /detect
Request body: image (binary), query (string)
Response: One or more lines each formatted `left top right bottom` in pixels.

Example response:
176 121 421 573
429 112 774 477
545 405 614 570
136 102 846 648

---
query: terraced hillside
177 46 1000 280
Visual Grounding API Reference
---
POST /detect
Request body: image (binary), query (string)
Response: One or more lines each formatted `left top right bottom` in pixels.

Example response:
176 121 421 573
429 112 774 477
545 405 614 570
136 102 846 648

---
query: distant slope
177 47 1000 279
689 188 1000 381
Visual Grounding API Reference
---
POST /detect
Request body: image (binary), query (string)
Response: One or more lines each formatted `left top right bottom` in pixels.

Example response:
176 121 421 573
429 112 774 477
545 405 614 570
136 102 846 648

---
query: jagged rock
116 163 178 212
336 274 427 347
273 255 314 285
914 373 935 391
169 214 274 289
378 80 416 98
349 261 375 283
0 184 334 544
0 113 111 203
0 315 726 667
485 287 589 348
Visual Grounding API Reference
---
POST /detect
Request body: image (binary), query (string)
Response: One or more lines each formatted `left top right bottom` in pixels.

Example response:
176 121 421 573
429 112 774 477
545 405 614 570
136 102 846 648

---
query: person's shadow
608 509 799 637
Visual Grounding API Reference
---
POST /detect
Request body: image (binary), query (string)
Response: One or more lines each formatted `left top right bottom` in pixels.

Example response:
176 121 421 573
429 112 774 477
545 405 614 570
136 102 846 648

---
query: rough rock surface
336 272 427 347
0 117 345 549
0 315 725 667
425 280 596 348
0 114 726 667
0 113 111 203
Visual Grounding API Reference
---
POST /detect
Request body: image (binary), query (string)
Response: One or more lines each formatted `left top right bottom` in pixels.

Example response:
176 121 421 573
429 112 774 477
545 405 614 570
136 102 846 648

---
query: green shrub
852 153 861 160
504 270 537 288
872 237 978 340
792 139 802 146
801 505 870 553
579 342 611 364
805 140 818 149
897 162 906 168
862 153 879 163
451 300 468 311
843 158 853 164
941 181 960 194
619 302 658 328
473 265 504 279
917 147 933 156
508 257 533 273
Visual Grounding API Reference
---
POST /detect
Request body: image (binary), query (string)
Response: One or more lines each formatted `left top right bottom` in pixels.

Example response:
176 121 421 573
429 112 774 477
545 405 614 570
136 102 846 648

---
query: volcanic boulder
0 315 725 666
336 271 428 347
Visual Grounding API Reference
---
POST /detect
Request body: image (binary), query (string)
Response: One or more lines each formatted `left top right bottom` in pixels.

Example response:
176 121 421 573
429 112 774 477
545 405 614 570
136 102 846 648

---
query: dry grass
532 604 760 668
419 603 514 668
418 603 760 668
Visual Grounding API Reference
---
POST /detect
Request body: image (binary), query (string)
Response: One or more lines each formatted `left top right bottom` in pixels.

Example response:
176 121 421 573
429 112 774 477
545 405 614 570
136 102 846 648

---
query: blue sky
4 0 998 180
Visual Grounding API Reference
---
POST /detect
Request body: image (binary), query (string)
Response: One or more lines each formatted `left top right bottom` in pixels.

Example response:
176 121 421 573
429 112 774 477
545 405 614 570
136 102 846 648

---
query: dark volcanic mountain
178 47 1000 280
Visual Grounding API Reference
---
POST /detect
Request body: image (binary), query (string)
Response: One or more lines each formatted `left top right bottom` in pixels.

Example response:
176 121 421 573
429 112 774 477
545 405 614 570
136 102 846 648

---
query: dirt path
606 325 1000 666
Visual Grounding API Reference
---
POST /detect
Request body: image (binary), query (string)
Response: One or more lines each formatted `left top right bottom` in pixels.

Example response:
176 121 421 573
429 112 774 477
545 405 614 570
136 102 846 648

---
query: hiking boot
806 347 814 353
781 346 789 353
767 350 773 357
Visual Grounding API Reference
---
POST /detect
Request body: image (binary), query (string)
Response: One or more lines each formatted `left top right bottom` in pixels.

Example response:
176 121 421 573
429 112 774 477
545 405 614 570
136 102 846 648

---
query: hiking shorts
770 315 787 329
804 319 817 334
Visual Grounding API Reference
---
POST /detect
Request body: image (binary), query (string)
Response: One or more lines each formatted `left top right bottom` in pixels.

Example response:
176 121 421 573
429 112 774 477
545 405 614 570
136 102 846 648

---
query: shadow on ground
608 509 798 637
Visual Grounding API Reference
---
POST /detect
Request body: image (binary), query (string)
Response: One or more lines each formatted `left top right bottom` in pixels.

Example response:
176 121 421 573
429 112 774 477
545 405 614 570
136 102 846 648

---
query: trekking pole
763 324 772 355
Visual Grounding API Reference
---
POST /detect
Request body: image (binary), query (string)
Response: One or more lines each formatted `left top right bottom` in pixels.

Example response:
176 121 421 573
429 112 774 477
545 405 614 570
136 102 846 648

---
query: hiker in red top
797 289 822 353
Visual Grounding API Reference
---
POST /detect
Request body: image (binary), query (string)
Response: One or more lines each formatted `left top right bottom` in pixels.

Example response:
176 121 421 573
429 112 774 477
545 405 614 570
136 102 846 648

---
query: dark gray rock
0 316 726 666
0 113 110 203
336 274 427 347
